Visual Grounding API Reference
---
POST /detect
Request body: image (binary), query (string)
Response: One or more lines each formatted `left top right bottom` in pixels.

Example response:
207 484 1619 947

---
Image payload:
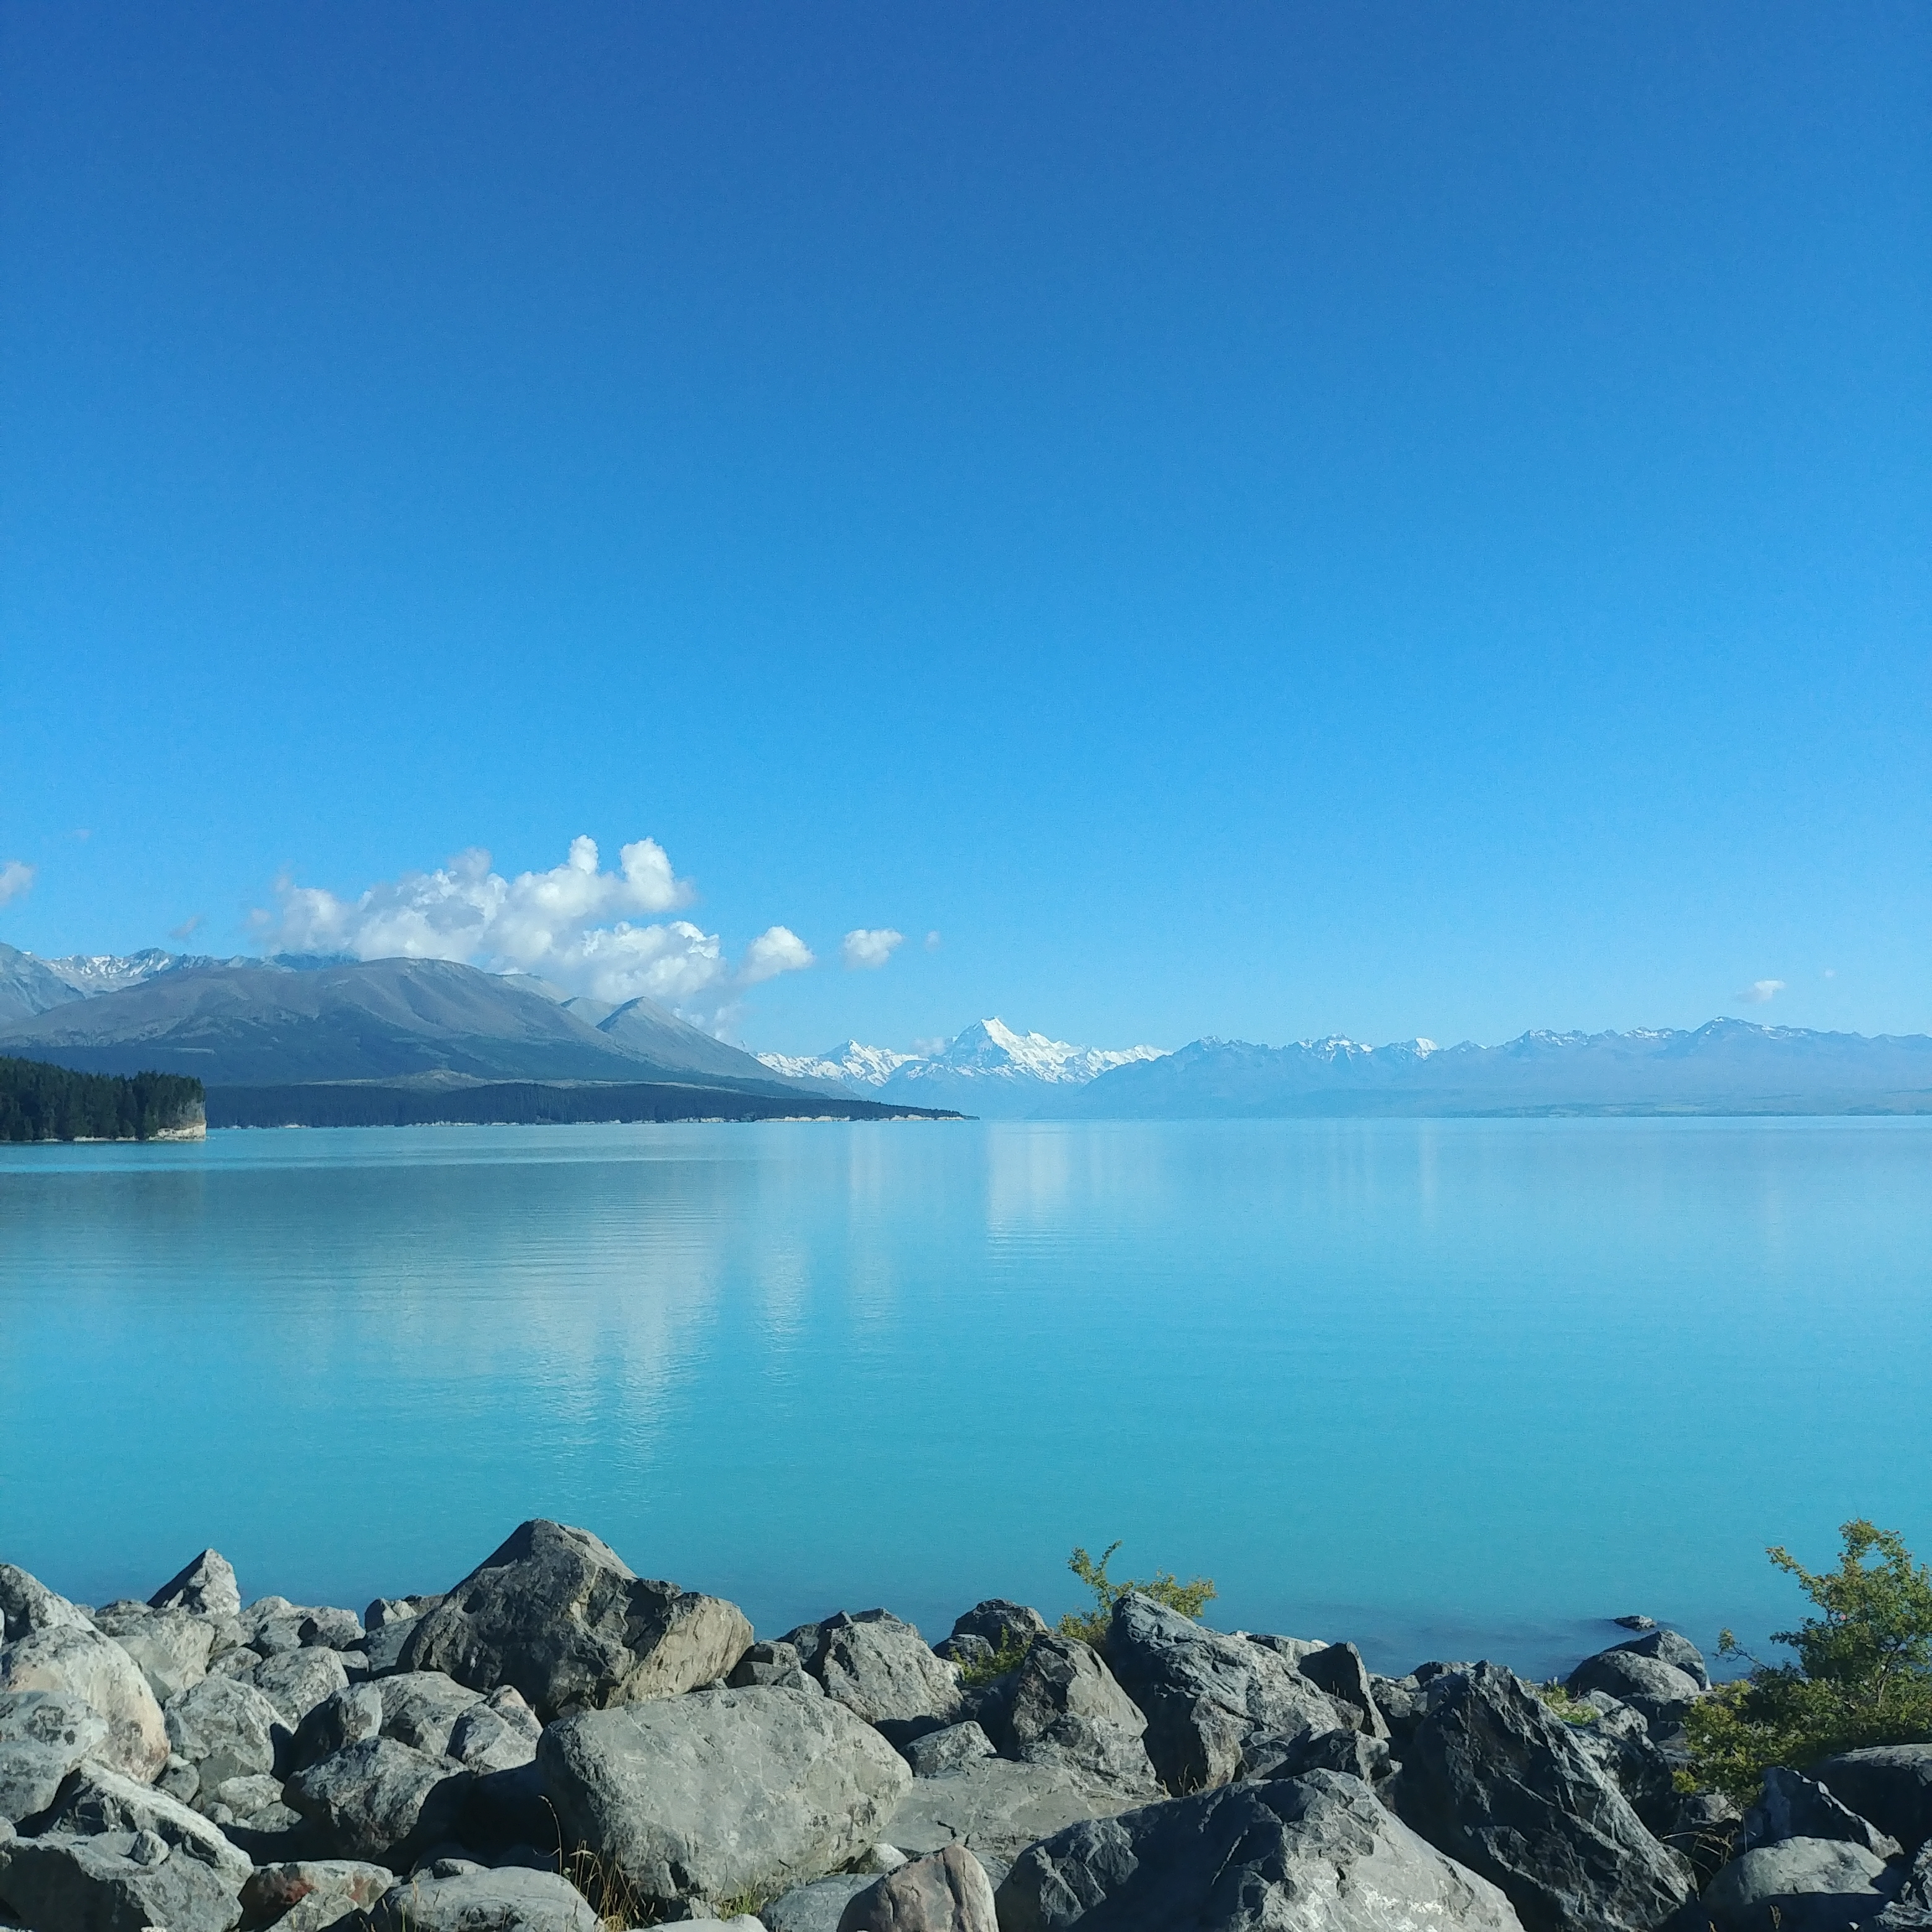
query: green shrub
1533 1680 1600 1726
1056 1540 1217 1648
955 1629 1036 1688
1686 1518 1932 1803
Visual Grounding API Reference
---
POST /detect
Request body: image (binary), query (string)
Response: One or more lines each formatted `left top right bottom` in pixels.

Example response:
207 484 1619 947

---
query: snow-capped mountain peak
757 1039 919 1088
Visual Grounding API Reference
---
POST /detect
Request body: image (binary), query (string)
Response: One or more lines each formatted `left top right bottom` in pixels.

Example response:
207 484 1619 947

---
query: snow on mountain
759 1019 1168 1113
41 949 187 994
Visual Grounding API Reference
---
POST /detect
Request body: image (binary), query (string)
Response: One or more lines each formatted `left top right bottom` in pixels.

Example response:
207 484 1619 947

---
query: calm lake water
2 1116 1928 1680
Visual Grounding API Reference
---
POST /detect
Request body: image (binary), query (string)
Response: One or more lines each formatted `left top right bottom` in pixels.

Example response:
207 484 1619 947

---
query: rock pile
2 1526 1929 1931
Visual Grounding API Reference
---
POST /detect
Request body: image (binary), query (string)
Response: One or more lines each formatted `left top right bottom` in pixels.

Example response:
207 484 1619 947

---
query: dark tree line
0 1058 205 1142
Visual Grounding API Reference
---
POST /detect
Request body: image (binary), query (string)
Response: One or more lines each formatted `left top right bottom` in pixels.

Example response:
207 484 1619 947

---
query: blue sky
2 2 1926 1053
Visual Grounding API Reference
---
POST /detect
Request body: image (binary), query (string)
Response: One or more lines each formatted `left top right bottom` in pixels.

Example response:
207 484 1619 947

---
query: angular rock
0 1624 169 1782
0 1689 110 1825
0 1827 244 1932
298 1609 365 1651
41 1764 254 1886
1239 1725 1391 1783
933 1602 1047 1669
240 1599 313 1658
1705 1837 1901 1932
165 1674 285 1799
904 1723 996 1780
285 1738 471 1865
255 1647 350 1726
97 1605 217 1705
1872 1843 1932 1930
396 1520 751 1720
1564 1647 1704 1728
376 1672 485 1759
0 1567 92 1645
1100 1593 1346 1795
883 1756 1149 1873
1608 1626 1710 1690
838 1843 996 1932
446 1688 541 1773
765 1874 874 1932
1744 1765 1902 1859
1570 1700 1679 1835
361 1865 602 1931
153 1551 243 1622
239 1858 394 1932
537 1683 911 1910
1295 1642 1391 1739
1814 1745 1932 1855
290 1683 386 1773
995 1768 1526 1931
731 1641 820 1692
1391 1661 1691 1932
981 1638 1154 1791
787 1612 963 1738
205 1770 286 1819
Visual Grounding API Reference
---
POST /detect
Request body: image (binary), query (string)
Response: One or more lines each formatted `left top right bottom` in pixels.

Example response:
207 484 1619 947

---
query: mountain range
0 943 849 1099
759 1018 1167 1118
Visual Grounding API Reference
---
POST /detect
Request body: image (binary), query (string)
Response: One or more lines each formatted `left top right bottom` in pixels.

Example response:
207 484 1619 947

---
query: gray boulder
1564 1647 1704 1728
1814 1746 1932 1855
838 1843 996 1932
361 1865 602 1931
1705 1837 1902 1932
933 1602 1047 1670
1744 1765 1902 1859
239 1858 394 1931
0 1690 109 1825
995 1768 1525 1930
40 1764 253 1886
903 1723 996 1779
1871 1843 1932 1931
95 1605 216 1705
256 1647 351 1726
882 1756 1150 1873
1390 1661 1691 1932
1295 1642 1391 1739
1238 1725 1391 1784
764 1874 874 1932
164 1674 285 1801
376 1671 489 1759
396 1520 752 1720
290 1682 386 1773
1607 1626 1710 1689
0 1568 92 1646
446 1688 541 1772
1100 1593 1346 1795
298 1608 365 1651
980 1637 1154 1791
285 1737 471 1865
786 1612 963 1739
152 1551 243 1622
0 1827 244 1932
0 1624 170 1783
731 1641 822 1693
1569 1700 1679 1835
538 1683 912 1910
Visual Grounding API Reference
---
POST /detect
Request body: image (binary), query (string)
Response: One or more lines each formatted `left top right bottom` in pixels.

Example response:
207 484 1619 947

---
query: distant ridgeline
0 1057 206 1142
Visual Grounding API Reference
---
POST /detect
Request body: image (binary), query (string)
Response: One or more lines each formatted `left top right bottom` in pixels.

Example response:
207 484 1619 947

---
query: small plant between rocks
955 1628 1036 1686
1533 1680 1601 1726
1058 1539 1218 1648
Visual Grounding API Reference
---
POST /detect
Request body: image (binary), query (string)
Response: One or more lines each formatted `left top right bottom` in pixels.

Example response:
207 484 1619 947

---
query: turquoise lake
2 1116 1928 1681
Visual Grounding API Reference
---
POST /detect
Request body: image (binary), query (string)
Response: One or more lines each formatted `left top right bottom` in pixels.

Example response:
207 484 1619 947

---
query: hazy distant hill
1058 1020 1932 1117
0 954 830 1094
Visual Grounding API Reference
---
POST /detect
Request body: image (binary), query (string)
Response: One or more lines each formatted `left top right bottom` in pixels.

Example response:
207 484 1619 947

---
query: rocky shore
2 1520 1929 1931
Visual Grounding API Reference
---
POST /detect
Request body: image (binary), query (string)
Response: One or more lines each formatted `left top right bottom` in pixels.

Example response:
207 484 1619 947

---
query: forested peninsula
0 1056 206 1142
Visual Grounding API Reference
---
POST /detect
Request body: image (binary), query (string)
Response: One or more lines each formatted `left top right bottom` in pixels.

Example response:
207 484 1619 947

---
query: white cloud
925 930 941 951
741 926 815 985
251 836 813 1026
0 861 34 907
1736 978 1786 1004
169 913 205 941
842 927 904 970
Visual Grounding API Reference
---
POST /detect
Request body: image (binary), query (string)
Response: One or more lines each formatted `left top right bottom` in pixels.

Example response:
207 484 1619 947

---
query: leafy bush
1057 1540 1217 1648
1686 1518 1932 1802
1533 1680 1600 1726
955 1629 1036 1687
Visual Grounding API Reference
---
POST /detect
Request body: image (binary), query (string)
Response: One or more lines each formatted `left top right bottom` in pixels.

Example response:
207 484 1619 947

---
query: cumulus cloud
0 860 34 907
251 836 814 1025
1736 978 1786 1004
842 927 903 970
742 926 815 984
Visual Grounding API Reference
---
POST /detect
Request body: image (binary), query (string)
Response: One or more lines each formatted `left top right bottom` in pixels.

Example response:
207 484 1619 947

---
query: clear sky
2 2 1926 1053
